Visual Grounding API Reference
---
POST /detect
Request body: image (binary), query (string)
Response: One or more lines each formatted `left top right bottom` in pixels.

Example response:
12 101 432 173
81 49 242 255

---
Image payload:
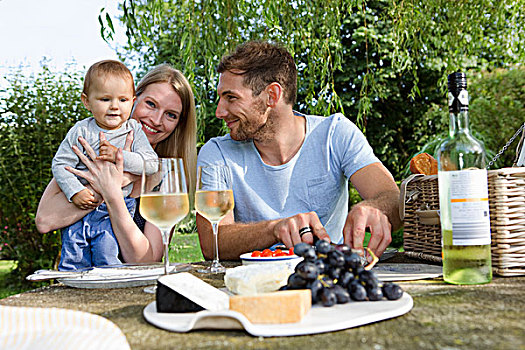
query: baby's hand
97 140 118 163
71 188 97 210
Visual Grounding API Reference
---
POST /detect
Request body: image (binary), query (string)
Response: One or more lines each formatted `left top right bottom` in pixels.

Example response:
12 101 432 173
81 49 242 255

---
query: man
197 40 401 260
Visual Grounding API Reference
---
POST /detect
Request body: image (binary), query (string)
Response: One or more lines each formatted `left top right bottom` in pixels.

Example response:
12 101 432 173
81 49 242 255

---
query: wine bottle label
445 169 491 245
448 90 469 112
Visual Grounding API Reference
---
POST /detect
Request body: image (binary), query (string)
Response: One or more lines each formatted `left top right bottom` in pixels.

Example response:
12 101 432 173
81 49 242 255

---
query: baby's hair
83 60 135 95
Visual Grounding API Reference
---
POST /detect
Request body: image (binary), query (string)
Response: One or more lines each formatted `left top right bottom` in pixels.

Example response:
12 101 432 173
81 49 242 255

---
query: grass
0 230 403 299
169 232 204 263
0 260 25 299
0 233 205 300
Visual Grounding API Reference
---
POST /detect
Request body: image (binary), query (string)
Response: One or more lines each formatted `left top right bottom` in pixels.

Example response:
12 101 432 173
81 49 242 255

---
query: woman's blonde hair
136 64 197 196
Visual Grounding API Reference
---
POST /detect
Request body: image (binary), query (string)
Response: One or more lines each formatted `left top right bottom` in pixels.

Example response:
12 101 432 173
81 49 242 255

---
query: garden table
1 254 524 350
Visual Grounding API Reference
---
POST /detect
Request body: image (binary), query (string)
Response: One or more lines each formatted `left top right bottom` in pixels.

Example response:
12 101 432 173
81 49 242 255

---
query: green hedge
0 65 89 280
1 63 523 285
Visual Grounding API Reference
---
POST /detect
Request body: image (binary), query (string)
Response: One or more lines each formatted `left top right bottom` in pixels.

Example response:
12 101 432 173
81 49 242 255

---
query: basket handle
399 174 424 221
415 210 441 225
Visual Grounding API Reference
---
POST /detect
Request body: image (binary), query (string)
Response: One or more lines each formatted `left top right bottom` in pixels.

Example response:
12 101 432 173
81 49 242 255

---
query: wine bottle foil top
448 72 468 112
448 72 467 92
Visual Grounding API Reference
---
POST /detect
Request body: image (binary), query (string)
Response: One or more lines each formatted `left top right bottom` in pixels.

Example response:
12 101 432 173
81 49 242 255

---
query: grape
358 270 379 289
334 244 351 255
336 271 354 288
327 250 345 268
349 280 367 301
295 261 319 281
287 241 405 307
327 267 341 280
382 283 403 300
287 273 307 289
315 240 333 255
320 287 337 307
307 279 323 304
293 243 316 261
332 285 351 304
352 265 364 277
345 252 362 270
366 286 383 301
313 258 327 274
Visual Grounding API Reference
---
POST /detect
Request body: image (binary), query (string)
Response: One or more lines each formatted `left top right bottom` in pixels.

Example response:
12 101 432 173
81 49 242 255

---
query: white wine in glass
140 158 189 282
195 165 234 273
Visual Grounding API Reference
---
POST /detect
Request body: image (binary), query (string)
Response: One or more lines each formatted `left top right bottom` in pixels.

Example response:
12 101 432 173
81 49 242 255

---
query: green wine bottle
435 72 492 285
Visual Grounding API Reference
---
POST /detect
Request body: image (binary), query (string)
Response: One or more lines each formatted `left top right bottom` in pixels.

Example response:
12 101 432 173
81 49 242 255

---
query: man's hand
273 212 330 248
71 188 97 210
343 203 392 258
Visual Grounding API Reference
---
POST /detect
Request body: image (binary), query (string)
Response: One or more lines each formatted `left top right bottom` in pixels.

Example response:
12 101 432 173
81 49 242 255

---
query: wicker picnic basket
400 167 525 276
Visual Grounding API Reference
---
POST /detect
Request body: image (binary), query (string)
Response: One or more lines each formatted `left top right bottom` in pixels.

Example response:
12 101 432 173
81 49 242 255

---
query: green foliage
100 0 525 179
334 0 447 178
101 0 360 145
401 67 525 177
0 64 90 281
469 68 525 169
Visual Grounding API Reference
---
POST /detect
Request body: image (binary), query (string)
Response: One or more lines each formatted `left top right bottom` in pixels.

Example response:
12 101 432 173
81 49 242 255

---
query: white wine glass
139 158 189 289
195 165 234 273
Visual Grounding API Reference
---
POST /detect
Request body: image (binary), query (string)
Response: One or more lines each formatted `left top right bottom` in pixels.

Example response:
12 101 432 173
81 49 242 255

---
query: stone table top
1 255 524 350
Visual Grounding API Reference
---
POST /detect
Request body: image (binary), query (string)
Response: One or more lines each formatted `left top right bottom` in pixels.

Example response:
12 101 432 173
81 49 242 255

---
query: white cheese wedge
229 289 312 324
224 264 293 295
156 272 229 313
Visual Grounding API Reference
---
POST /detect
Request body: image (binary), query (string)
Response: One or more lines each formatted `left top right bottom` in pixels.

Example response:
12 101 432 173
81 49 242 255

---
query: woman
35 64 197 263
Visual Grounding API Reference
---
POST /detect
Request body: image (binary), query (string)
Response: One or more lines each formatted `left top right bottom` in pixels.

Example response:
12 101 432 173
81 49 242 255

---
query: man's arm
344 162 401 257
197 210 330 260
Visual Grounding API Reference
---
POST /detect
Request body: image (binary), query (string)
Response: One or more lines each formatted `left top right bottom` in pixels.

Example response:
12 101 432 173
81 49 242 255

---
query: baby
52 60 157 271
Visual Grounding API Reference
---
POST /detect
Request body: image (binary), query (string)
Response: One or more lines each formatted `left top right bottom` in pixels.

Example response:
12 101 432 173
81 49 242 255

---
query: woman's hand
65 132 124 201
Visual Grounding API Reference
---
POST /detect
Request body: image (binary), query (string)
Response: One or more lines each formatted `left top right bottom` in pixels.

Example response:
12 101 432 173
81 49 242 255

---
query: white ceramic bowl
240 251 303 270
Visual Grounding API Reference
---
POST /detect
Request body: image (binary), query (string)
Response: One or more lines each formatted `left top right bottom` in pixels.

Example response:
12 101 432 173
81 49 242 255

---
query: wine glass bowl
195 165 234 273
139 158 189 278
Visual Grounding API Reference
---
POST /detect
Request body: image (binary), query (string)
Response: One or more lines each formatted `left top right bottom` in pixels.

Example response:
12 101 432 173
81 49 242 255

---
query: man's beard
230 98 275 142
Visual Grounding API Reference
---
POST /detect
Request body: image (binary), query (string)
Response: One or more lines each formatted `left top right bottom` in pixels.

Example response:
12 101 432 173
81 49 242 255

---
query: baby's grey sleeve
52 129 85 202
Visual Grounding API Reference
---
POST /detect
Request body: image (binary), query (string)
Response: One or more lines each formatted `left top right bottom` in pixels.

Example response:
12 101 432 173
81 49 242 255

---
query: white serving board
143 292 413 337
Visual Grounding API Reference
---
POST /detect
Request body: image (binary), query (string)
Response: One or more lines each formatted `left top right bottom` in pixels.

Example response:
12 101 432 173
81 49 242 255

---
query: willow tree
100 0 524 171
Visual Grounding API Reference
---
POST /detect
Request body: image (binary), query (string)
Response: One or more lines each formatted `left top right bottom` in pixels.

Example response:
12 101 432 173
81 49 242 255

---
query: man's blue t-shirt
197 112 380 243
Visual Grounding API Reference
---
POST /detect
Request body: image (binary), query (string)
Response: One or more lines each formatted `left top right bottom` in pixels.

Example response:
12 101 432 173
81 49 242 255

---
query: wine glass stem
162 229 170 275
211 222 220 267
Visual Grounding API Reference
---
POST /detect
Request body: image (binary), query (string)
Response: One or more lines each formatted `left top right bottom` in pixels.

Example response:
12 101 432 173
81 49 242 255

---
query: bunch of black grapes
282 241 403 306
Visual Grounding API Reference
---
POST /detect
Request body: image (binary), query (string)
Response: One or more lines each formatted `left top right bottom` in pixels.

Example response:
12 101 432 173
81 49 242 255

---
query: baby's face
82 75 135 130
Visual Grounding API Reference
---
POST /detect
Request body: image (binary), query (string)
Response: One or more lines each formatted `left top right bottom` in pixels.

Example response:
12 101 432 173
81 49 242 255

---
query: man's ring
299 227 312 237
